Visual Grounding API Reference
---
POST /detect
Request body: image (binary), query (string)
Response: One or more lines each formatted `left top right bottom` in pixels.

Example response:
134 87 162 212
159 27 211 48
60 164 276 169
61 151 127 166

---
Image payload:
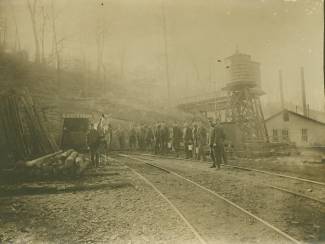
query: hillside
0 51 189 143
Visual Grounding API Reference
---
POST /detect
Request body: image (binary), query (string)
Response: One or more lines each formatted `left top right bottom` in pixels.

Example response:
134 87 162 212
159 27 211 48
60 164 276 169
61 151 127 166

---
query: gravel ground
231 156 325 182
118 156 293 244
127 154 325 243
0 160 196 243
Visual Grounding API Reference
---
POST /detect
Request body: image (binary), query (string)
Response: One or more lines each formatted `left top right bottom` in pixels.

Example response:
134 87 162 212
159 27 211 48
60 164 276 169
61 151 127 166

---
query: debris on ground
16 149 91 178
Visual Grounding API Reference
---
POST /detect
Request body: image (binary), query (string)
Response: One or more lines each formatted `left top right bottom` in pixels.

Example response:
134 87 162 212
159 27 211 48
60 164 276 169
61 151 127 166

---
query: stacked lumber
21 149 90 177
0 89 58 166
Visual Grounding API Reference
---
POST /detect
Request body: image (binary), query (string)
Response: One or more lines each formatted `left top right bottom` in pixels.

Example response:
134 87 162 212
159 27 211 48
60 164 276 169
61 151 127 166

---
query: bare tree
40 3 49 63
8 0 21 52
0 2 8 51
95 20 107 81
95 3 112 84
50 0 60 72
27 0 41 63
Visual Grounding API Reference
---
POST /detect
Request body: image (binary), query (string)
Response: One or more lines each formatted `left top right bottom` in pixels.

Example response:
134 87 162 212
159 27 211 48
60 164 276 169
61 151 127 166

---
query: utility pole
161 0 171 107
300 67 307 116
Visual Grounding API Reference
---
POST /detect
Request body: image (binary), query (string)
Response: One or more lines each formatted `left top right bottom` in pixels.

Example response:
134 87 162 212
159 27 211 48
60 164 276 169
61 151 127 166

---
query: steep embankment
0 52 188 143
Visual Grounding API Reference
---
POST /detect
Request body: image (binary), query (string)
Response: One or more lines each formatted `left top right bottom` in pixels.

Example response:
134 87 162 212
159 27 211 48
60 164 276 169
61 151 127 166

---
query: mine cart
61 114 92 151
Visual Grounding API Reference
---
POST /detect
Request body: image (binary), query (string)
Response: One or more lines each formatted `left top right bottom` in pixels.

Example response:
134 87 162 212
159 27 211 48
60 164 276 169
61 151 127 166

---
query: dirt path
0 161 196 243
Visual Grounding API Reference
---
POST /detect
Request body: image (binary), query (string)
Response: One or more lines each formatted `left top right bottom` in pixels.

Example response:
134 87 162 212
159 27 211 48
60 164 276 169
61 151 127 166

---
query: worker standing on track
160 122 169 154
105 122 113 154
209 120 217 168
145 125 154 152
96 114 107 165
192 123 199 159
140 124 147 150
87 123 100 167
183 122 193 159
215 121 227 165
172 122 182 157
197 121 207 161
212 120 226 169
154 123 162 154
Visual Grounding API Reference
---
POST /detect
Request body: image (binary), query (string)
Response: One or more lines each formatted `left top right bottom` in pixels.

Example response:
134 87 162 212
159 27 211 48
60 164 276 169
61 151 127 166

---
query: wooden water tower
222 51 269 143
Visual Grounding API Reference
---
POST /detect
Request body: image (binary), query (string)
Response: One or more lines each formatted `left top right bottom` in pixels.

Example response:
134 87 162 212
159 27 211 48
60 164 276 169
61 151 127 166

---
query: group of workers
86 116 228 169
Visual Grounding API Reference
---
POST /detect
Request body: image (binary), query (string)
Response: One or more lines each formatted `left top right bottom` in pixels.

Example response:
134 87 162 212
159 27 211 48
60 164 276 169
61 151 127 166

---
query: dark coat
172 126 182 142
183 127 193 143
210 125 225 146
197 126 207 146
87 129 100 148
146 128 154 142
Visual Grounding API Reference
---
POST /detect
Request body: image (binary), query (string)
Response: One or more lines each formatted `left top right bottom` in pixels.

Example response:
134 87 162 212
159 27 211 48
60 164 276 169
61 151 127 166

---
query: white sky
3 0 324 110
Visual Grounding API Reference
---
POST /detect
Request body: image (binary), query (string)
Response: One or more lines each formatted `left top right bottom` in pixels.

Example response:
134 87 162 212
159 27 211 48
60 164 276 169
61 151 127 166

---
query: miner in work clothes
212 121 226 169
209 121 217 168
183 122 193 159
87 123 100 167
197 121 207 161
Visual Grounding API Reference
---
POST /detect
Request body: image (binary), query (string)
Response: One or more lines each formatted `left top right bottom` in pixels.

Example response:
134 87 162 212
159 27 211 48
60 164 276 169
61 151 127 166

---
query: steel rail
267 185 325 205
108 156 206 244
120 154 301 244
136 153 325 187
136 155 325 207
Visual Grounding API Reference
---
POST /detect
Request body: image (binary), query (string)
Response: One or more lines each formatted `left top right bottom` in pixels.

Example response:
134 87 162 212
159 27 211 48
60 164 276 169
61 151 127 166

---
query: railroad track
135 153 325 187
111 154 301 244
135 154 325 206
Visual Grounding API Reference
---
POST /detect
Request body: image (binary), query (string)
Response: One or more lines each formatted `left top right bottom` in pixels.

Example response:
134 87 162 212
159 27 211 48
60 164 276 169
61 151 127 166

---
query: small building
265 109 325 147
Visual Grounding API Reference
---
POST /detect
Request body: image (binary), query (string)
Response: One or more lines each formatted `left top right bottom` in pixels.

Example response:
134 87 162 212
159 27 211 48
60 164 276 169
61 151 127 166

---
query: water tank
224 52 261 89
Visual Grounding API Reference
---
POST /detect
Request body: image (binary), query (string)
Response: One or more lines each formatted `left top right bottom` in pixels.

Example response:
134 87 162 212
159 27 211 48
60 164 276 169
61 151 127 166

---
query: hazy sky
3 0 324 110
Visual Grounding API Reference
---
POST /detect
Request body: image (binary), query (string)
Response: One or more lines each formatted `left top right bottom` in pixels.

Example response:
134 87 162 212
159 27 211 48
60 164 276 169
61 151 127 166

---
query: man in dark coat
197 121 207 161
192 123 199 159
160 122 169 154
145 125 154 152
172 122 182 157
154 123 162 154
208 120 216 167
87 123 100 167
183 122 193 159
210 120 226 169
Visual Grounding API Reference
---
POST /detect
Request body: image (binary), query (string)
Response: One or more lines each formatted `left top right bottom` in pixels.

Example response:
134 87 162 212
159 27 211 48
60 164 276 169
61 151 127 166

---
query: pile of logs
19 149 90 177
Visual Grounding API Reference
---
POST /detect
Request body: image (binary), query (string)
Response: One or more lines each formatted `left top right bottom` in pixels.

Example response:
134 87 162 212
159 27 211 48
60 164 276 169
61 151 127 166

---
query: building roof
265 109 325 126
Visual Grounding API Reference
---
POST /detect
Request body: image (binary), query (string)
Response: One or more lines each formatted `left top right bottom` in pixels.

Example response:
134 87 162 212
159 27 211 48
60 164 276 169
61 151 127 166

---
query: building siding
266 112 325 147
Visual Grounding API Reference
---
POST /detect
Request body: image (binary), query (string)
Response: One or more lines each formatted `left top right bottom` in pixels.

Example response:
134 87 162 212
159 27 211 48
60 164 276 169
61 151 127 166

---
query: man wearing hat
208 120 217 168
213 120 226 169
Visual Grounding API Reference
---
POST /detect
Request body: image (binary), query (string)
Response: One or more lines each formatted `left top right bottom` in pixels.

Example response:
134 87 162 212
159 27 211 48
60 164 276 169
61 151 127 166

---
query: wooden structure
222 83 268 143
0 89 58 166
177 51 269 144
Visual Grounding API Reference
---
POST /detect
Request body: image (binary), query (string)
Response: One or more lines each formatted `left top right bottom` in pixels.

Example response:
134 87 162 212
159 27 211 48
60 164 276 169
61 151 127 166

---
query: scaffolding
223 85 268 143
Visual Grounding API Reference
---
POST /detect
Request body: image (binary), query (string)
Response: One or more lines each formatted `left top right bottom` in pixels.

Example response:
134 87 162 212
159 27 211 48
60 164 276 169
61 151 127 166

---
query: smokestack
300 67 307 116
279 70 285 109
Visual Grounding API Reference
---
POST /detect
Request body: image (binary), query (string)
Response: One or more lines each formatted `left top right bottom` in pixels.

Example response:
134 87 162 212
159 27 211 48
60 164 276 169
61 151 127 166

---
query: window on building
272 129 278 142
301 128 308 142
282 129 289 141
